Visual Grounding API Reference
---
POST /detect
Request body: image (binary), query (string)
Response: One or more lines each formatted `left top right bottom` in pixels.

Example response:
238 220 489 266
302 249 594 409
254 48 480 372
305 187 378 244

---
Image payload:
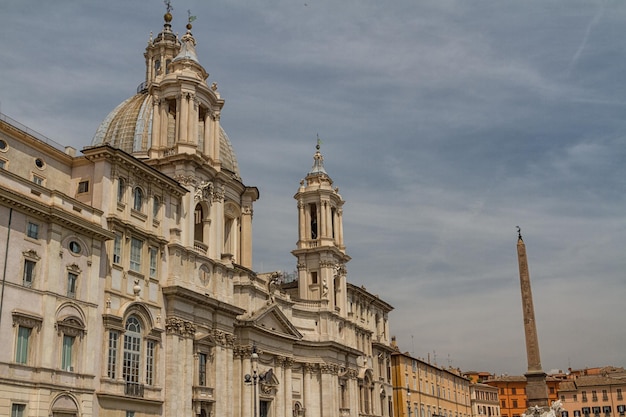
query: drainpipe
0 207 13 328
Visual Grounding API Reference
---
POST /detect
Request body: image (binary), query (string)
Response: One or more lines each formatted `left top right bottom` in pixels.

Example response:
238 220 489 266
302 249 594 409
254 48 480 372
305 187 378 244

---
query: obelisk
516 227 549 408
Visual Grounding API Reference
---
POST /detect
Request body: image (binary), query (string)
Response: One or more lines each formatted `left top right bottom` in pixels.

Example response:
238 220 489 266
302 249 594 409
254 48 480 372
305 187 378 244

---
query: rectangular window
574 394 578 401
113 234 122 264
146 340 155 385
0 159 5 170
126 412 135 417
15 326 31 364
602 390 608 401
617 389 622 400
199 353 207 386
26 222 39 239
77 180 89 193
512 388 517 395
11 404 26 417
149 247 158 278
130 237 143 272
107 331 118 379
311 271 318 284
67 272 77 298
593 391 598 401
23 259 35 287
62 335 74 371
32 175 43 185
513 400 518 408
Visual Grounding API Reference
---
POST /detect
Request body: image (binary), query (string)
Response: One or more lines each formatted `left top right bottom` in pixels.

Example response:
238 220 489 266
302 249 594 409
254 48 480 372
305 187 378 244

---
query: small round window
69 241 81 254
35 158 45 169
0 139 7 151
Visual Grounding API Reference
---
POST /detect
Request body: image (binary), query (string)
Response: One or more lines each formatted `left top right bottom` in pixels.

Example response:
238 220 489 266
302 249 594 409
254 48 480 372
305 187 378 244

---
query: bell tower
292 141 350 313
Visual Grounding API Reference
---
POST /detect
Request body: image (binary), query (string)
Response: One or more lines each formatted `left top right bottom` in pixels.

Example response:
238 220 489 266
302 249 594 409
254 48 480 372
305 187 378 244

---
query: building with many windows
469 383 500 417
483 375 560 417
390 338 472 417
0 7 394 417
558 373 626 417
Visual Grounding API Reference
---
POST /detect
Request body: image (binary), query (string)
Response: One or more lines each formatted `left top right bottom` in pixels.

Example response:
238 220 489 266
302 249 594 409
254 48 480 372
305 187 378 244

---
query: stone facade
0 8 393 417
390 340 472 417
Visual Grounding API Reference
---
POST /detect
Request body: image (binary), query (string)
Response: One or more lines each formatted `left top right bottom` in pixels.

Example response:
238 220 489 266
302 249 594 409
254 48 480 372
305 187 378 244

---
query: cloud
1 0 625 375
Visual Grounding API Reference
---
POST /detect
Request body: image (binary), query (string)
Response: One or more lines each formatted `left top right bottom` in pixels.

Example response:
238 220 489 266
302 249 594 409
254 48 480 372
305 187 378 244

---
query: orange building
558 374 626 417
484 375 560 417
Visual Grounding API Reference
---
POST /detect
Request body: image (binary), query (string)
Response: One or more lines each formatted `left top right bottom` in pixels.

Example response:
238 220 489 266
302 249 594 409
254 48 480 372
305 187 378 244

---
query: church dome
91 90 240 179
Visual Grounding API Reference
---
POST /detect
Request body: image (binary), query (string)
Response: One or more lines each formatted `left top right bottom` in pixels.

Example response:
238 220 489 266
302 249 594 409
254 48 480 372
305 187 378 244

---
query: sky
1 0 625 376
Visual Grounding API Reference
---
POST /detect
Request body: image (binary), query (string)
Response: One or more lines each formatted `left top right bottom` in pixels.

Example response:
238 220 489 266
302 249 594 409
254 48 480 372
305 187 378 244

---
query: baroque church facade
0 9 394 417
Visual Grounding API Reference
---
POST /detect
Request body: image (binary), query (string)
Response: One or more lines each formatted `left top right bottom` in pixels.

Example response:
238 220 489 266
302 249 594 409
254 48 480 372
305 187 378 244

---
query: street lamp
244 345 265 417
407 384 412 417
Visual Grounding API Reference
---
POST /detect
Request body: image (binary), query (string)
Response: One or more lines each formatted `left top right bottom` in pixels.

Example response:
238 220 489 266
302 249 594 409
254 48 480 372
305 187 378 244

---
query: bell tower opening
309 203 318 239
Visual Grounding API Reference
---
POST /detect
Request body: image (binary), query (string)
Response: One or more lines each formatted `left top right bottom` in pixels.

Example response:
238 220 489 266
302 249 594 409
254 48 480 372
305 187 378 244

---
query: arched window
133 187 143 211
119 314 156 397
123 316 142 385
194 204 204 242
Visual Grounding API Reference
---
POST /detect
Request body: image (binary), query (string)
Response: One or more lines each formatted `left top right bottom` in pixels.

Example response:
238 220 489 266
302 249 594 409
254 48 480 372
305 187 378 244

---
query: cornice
81 144 188 197
161 285 246 317
0 185 115 241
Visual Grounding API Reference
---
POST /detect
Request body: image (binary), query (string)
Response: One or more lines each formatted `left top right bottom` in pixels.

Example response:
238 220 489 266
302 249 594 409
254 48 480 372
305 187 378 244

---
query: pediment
241 304 302 341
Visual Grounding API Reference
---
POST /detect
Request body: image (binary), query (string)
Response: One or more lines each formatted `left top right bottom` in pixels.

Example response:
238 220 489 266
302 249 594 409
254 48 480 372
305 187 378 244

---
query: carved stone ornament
212 329 236 347
320 363 339 375
165 317 197 337
57 317 86 338
212 184 225 203
334 263 347 277
194 180 214 203
172 174 196 186
12 311 43 331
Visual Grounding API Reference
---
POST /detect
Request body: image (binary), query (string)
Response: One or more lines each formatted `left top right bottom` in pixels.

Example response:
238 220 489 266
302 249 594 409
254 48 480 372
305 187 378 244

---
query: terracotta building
0 7 394 417
484 375 560 417
558 372 626 417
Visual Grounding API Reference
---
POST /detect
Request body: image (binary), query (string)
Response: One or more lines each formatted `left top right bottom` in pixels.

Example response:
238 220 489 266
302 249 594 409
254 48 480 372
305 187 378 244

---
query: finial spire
163 0 173 26
516 226 523 241
187 9 197 31
308 134 327 175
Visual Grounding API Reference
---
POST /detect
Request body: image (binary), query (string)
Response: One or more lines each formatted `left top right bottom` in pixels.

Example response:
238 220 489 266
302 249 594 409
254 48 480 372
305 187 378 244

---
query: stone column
180 93 189 143
298 200 305 244
189 95 198 146
209 184 225 260
303 363 312 416
320 365 337 417
203 115 211 157
164 317 196 417
175 94 181 143
240 205 252 268
160 99 169 147
284 358 294 417
337 208 344 247
152 97 161 149
212 112 221 163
